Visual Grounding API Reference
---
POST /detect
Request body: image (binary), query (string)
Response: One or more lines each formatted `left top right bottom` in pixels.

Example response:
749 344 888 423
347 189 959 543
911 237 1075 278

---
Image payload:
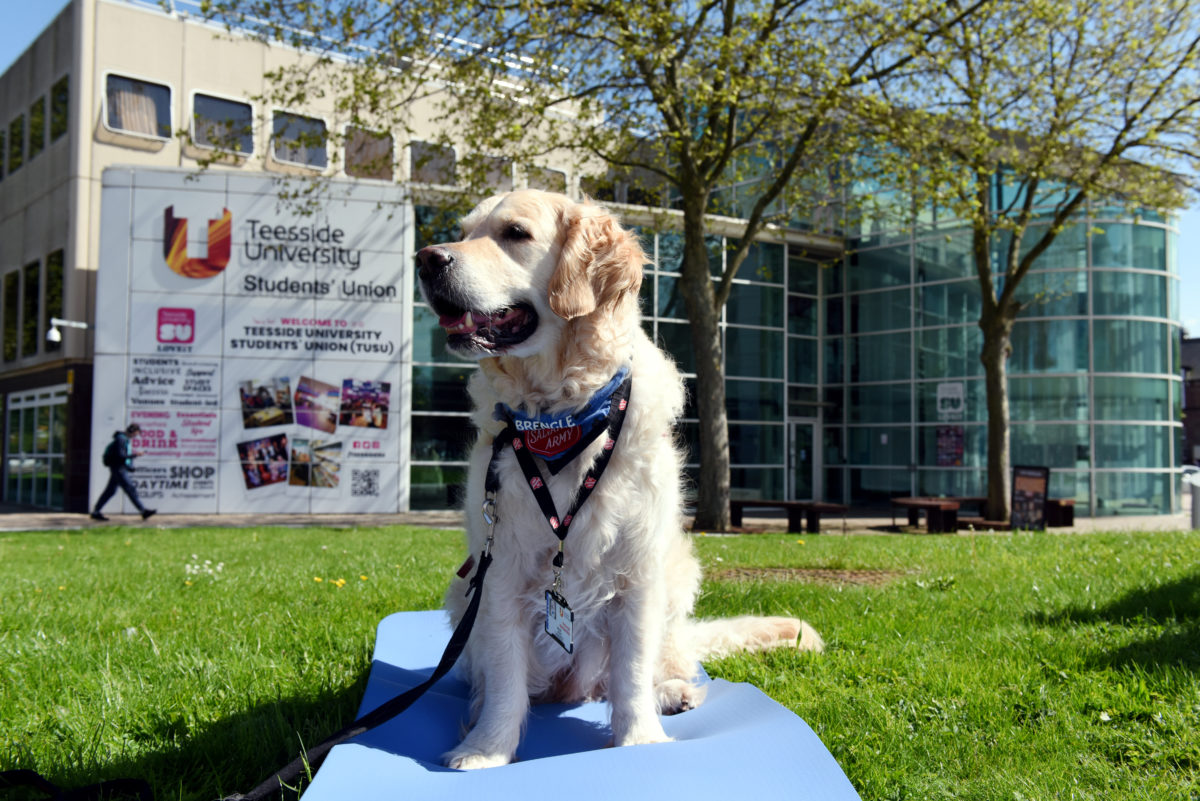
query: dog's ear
549 204 645 321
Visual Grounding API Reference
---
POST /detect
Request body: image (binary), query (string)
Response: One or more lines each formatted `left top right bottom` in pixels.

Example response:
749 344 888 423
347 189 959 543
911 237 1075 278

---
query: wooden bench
957 516 1011 530
1046 498 1075 527
959 498 1075 530
891 497 960 533
729 499 849 534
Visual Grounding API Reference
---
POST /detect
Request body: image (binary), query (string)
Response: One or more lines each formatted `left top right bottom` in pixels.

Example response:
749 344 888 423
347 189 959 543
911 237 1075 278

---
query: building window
410 141 455 184
193 94 254 154
272 111 327 168
3 272 18 361
483 156 513 192
45 250 64 353
345 126 393 180
29 97 45 159
22 261 40 358
527 166 566 193
4 385 70 509
8 114 24 173
50 76 69 141
106 75 172 139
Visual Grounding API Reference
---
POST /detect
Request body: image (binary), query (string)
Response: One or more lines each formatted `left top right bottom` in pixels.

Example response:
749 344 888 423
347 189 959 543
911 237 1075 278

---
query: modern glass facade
837 214 1182 515
409 202 1182 516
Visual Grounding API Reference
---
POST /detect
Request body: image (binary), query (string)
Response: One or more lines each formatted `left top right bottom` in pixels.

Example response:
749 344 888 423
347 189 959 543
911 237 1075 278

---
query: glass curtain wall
840 207 1181 515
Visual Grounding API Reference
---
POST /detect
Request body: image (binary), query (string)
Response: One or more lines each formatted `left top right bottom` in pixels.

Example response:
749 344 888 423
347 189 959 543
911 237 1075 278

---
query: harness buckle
482 492 498 558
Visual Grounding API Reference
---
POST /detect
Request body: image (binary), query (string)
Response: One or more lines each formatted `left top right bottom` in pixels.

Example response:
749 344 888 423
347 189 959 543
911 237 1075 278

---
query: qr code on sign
351 469 380 497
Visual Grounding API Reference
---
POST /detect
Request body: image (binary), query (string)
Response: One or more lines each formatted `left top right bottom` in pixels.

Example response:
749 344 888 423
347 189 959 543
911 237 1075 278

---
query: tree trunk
979 306 1014 522
677 201 731 531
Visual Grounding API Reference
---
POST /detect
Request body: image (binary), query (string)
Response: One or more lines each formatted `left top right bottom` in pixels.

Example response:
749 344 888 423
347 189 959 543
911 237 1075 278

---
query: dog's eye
503 224 532 242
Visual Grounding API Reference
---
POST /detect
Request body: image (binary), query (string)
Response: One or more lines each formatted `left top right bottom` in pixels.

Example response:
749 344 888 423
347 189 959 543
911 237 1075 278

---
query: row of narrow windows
1 76 69 181
1 250 65 363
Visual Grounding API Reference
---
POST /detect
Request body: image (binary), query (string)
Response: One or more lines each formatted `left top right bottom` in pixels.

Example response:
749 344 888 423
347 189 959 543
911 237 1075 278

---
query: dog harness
487 366 633 652
494 364 631 472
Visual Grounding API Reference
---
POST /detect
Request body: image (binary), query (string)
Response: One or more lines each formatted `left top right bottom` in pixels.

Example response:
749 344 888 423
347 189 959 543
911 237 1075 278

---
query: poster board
1010 465 1050 530
91 167 412 514
935 426 964 466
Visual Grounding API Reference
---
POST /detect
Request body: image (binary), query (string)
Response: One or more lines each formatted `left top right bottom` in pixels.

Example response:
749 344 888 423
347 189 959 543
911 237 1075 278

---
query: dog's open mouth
437 302 539 352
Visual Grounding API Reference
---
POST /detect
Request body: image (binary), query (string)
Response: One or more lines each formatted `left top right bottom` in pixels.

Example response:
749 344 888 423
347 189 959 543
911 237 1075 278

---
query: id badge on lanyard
545 589 574 653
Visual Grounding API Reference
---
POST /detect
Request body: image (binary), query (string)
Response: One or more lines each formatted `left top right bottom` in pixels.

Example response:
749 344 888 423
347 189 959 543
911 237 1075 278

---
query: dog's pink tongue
438 313 465 329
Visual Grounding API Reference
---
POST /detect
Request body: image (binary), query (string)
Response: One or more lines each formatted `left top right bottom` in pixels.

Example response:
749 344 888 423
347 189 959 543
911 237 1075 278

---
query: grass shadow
7 675 369 801
1030 570 1200 670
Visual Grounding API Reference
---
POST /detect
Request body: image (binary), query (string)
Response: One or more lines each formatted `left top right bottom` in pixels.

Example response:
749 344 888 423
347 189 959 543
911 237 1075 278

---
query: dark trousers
95 467 146 513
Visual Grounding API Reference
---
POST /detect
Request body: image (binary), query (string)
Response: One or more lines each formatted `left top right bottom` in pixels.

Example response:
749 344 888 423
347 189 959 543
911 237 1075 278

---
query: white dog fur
416 189 823 771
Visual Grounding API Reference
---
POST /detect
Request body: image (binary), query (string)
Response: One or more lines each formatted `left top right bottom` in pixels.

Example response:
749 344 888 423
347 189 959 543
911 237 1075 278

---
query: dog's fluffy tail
683 615 824 660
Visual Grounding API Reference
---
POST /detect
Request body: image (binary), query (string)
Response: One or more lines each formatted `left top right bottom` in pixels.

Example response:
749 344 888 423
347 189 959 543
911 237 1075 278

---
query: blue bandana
495 364 631 473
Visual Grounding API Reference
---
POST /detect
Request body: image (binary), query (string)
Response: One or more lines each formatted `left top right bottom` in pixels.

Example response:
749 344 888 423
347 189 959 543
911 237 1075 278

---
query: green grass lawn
1 525 1197 800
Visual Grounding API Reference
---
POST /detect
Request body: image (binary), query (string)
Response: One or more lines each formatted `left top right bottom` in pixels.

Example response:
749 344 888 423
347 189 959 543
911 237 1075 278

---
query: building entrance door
788 421 819 501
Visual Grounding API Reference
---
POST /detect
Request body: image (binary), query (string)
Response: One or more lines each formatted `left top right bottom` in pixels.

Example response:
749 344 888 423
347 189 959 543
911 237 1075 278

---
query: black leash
5 373 631 801
0 549 493 801
220 547 494 801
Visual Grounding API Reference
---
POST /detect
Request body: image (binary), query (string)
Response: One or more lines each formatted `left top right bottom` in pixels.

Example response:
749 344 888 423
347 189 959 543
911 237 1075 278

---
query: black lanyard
487 374 632 558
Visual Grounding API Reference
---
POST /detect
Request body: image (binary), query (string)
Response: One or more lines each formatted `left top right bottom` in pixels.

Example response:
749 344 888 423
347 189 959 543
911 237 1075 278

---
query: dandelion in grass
314 576 324 583
184 554 225 583
360 575 368 581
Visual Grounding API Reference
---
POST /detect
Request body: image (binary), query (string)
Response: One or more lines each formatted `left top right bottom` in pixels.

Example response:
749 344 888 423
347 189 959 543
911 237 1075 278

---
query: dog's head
416 190 645 362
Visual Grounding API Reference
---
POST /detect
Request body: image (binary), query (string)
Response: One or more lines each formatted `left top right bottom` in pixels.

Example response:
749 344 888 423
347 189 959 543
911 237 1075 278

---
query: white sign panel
91 168 411 514
935 381 966 422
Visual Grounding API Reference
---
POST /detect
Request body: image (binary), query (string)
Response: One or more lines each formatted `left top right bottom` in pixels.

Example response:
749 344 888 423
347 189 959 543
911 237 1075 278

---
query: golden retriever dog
415 189 823 770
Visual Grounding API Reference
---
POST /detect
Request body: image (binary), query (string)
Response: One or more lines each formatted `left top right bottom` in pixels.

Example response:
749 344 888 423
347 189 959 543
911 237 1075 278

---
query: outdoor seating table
891 497 961 533
729 499 849 533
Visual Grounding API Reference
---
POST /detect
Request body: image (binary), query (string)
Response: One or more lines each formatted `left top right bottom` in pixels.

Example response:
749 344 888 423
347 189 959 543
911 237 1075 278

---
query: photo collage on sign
235 375 391 491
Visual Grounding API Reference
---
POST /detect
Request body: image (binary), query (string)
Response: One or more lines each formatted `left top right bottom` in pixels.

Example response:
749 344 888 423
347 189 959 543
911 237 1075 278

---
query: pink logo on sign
157 308 195 343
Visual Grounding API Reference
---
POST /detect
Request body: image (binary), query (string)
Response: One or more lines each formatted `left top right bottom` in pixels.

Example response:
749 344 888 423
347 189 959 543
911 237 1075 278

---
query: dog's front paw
656 678 708 715
443 744 514 770
612 717 672 748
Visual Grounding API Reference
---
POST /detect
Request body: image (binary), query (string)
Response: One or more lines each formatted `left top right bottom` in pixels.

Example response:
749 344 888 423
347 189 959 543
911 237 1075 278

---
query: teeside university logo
163 205 232 278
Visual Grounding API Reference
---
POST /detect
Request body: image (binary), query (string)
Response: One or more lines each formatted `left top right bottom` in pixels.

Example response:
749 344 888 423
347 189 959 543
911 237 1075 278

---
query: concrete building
0 0 1187 516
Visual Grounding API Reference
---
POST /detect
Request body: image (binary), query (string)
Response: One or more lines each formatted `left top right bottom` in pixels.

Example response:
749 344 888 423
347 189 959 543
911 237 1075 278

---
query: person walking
91 423 156 521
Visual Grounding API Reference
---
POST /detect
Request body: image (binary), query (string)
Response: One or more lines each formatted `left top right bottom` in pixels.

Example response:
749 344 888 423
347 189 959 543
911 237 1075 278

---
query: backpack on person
102 434 124 468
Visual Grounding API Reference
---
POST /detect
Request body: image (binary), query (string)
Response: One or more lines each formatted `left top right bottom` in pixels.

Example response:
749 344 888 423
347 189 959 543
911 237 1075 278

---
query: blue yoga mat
303 611 860 800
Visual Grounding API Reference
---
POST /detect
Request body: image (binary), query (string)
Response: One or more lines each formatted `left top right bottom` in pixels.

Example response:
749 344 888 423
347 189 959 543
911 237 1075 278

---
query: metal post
1191 481 1199 531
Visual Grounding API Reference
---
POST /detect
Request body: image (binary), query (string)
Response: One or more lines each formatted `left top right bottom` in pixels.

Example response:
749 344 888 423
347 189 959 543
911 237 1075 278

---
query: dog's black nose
416 246 453 282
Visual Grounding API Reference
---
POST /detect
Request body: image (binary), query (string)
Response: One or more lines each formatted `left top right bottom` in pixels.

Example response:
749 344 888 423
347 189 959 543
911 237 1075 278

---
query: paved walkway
0 505 1193 534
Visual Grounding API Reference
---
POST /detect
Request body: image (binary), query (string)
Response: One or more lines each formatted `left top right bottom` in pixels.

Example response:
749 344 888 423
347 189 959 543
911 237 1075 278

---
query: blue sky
2 2 1197 334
